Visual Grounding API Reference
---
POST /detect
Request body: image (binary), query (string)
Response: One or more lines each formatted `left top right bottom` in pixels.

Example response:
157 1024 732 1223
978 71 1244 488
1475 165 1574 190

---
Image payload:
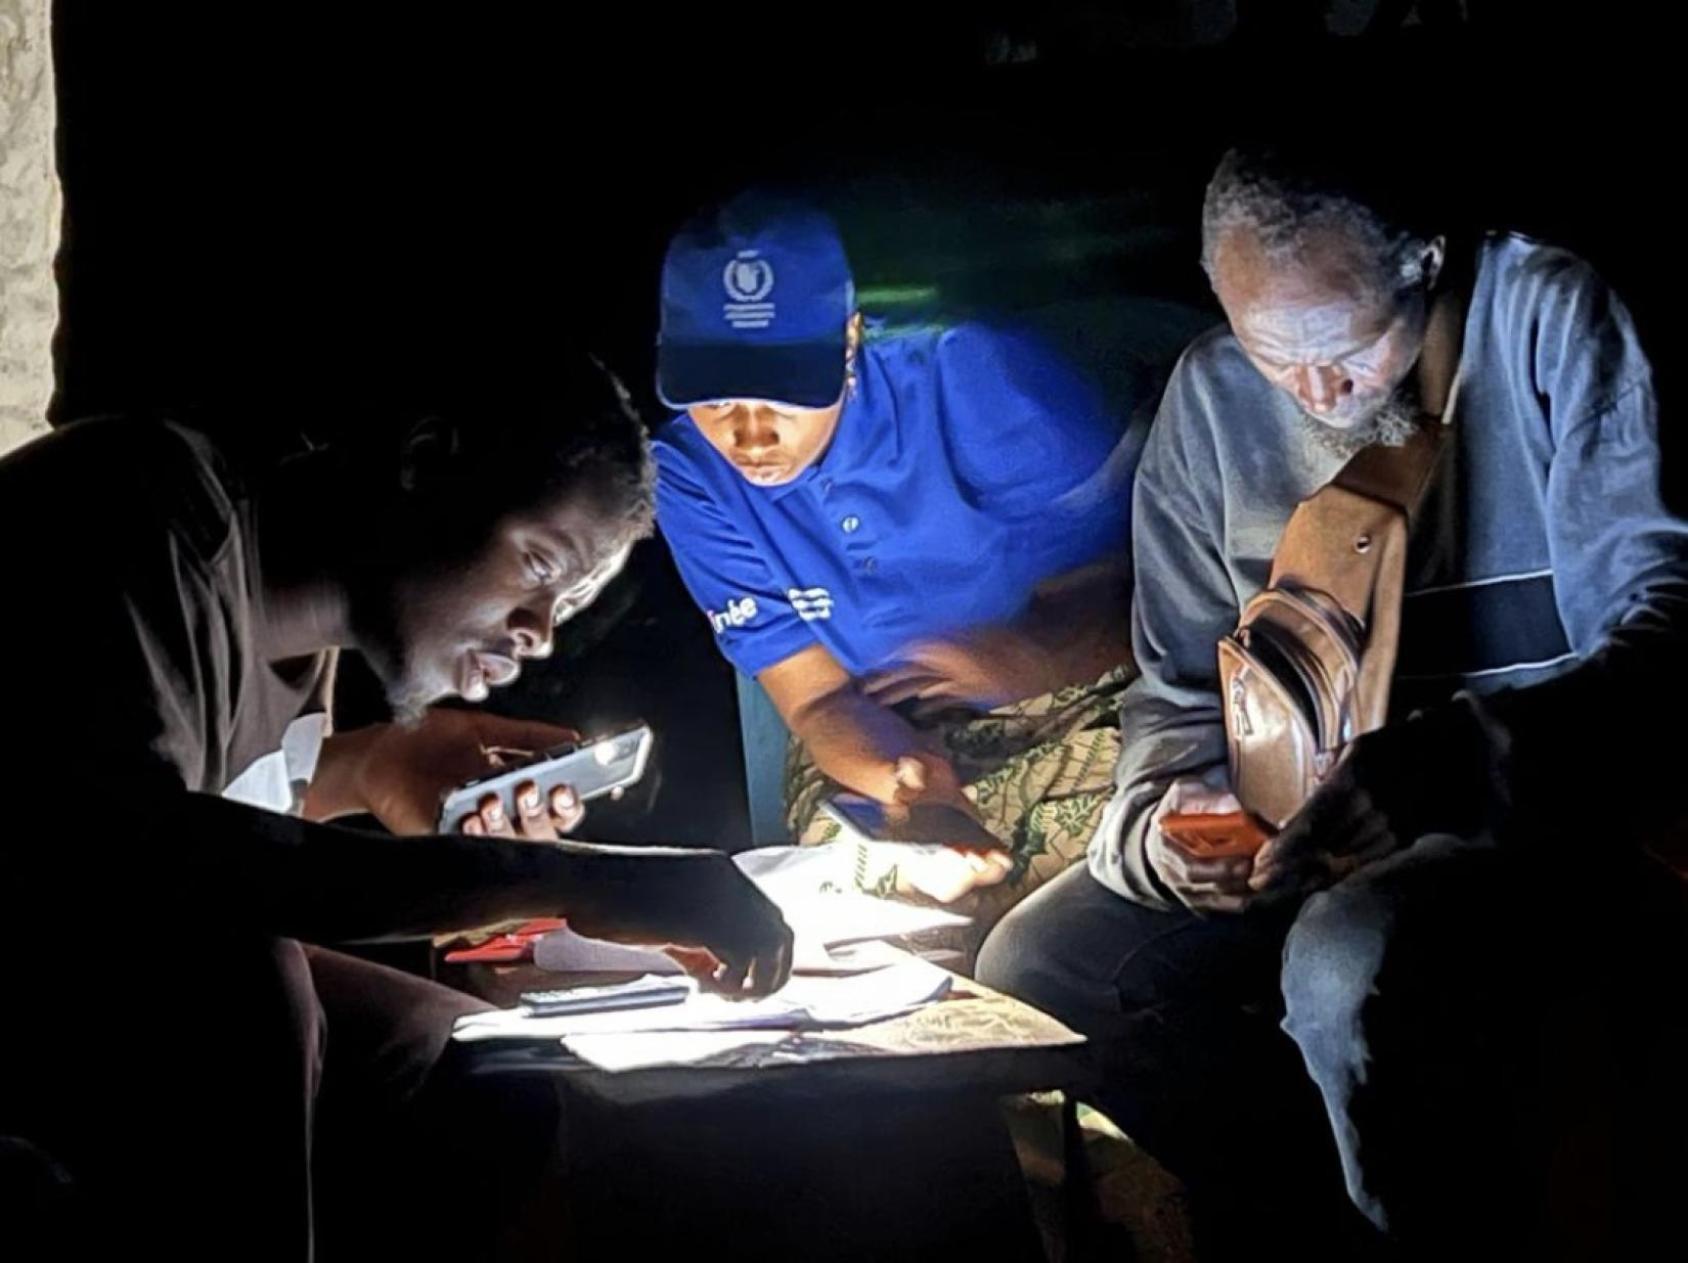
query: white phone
436 723 653 832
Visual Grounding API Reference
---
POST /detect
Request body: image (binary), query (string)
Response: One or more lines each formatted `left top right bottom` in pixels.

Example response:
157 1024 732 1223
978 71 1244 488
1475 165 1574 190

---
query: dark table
448 962 1098 1262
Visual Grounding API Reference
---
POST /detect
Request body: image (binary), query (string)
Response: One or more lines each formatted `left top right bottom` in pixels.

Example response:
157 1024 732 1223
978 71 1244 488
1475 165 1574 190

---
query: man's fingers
1250 860 1322 902
1255 784 1377 888
1154 840 1254 913
661 945 722 979
1254 802 1338 875
664 945 720 981
963 851 1014 891
899 848 976 903
712 954 752 998
1165 847 1254 891
860 663 920 697
477 793 516 837
1250 831 1318 891
890 756 931 805
549 784 585 834
469 715 580 754
1256 790 1343 870
1324 822 1398 880
866 673 949 707
890 783 923 809
1253 826 1382 896
489 781 585 840
905 696 976 724
1187 888 1254 915
458 814 485 835
746 937 793 998
511 780 559 841
1250 828 1300 882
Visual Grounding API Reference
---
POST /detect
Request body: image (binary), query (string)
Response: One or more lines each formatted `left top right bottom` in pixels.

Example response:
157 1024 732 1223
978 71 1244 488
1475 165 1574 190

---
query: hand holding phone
1157 810 1272 860
822 792 1004 852
820 792 1013 904
1144 778 1269 915
438 723 653 834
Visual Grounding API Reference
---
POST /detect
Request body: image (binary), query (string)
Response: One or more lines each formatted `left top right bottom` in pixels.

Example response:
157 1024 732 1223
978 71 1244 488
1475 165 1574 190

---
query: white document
529 843 969 978
738 842 971 943
768 890 969 947
562 1029 793 1073
451 955 952 1044
531 928 681 975
533 926 839 975
730 843 853 888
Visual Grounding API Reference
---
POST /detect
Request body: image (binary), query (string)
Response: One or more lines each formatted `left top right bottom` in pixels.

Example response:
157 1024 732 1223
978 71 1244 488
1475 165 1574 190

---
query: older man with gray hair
978 144 1688 1257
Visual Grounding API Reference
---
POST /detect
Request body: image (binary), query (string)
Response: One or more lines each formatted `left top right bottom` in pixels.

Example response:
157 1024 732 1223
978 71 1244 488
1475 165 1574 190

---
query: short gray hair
1200 146 1435 298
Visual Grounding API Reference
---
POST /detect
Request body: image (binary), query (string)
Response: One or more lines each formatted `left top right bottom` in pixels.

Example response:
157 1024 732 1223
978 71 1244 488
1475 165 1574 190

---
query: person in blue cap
652 192 1141 922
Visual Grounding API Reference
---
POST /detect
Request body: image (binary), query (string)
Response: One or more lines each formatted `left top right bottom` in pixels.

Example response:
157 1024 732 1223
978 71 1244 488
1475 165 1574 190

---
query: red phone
1159 811 1272 859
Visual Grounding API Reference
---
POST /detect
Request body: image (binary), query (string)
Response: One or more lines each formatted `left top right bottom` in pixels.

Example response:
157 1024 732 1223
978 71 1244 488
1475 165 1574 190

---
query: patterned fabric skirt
783 663 1135 955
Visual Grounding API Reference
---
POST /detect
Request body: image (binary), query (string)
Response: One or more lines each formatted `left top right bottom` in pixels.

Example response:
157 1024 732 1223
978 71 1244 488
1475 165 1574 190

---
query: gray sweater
1091 233 1688 908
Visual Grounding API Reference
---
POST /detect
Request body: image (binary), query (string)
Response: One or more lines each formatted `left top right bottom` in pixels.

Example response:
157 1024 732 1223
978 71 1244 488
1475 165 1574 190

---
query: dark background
47 1 1680 848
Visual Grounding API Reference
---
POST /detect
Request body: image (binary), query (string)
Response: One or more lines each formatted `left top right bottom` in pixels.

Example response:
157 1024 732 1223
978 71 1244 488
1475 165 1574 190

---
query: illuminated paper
559 976 1086 1072
529 843 969 977
452 955 953 1044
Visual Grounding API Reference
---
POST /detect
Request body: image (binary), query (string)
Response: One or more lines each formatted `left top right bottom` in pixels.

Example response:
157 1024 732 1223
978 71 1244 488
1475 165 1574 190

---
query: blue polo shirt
653 323 1135 679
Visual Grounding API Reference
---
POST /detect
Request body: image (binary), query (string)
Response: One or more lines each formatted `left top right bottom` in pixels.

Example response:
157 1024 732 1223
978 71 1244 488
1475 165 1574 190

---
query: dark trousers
976 833 1688 1260
0 935 560 1261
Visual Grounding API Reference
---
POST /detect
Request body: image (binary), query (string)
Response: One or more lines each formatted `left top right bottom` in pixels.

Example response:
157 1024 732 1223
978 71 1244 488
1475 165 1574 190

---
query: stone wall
0 0 57 455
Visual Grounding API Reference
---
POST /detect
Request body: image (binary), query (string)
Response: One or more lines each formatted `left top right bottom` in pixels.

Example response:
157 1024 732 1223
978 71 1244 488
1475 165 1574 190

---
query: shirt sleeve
1524 252 1688 657
7 490 707 943
2 422 228 800
935 325 1137 585
652 432 817 676
0 425 719 945
1472 254 1688 831
1088 358 1240 908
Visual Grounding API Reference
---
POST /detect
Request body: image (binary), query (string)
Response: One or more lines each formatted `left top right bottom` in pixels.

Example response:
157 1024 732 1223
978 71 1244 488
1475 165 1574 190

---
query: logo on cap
723 250 776 330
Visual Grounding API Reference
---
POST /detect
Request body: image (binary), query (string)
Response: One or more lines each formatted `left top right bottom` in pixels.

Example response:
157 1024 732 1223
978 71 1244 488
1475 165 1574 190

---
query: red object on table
442 918 566 963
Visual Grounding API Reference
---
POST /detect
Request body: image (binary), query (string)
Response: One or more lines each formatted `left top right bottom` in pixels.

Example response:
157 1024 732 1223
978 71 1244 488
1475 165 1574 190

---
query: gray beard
1301 383 1424 460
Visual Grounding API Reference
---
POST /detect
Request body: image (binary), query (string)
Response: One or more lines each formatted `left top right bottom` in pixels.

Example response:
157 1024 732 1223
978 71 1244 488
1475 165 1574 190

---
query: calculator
518 976 692 1017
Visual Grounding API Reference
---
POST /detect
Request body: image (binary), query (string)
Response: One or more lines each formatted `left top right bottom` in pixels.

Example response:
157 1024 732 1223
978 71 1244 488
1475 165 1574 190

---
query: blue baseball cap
657 192 856 411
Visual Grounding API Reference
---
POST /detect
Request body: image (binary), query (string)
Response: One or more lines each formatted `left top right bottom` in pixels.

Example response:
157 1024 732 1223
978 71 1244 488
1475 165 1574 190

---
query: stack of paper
560 1029 796 1072
455 843 991 1072
452 954 953 1045
532 841 970 976
534 930 912 977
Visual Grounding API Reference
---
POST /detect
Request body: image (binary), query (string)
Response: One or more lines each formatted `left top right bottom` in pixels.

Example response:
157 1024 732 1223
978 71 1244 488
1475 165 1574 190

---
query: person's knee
1281 835 1497 1065
1280 878 1396 1070
305 946 492 1107
976 868 1138 1037
975 890 1056 1004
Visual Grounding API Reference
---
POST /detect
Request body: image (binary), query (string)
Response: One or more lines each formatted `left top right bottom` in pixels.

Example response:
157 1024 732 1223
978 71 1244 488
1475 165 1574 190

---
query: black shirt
0 419 589 943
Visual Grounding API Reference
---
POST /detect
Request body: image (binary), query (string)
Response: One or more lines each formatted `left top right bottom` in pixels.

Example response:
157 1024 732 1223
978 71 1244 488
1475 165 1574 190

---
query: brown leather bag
1218 293 1464 828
